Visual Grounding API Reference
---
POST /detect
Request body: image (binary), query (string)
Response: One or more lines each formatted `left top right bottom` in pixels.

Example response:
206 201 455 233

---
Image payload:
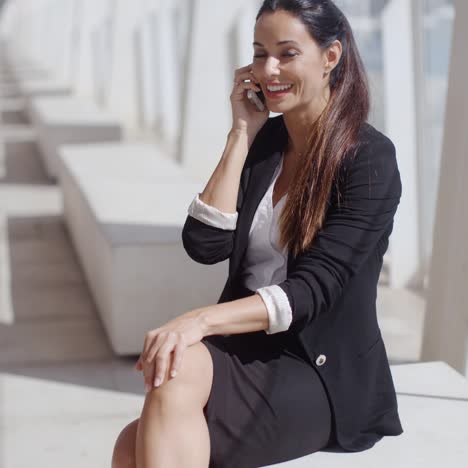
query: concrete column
179 0 256 180
105 0 148 135
72 0 114 101
134 14 155 130
90 5 114 108
137 1 178 148
14 1 51 69
421 0 468 376
232 1 260 68
36 0 75 81
382 0 420 289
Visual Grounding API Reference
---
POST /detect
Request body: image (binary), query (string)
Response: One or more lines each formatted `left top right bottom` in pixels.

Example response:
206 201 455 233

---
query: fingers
234 63 254 77
235 70 259 82
134 336 176 374
147 333 170 387
234 73 260 87
142 328 159 355
233 80 261 93
142 355 155 392
170 342 186 378
234 64 260 84
139 333 186 392
231 81 261 100
152 339 176 388
147 331 175 363
139 328 162 388
134 358 142 371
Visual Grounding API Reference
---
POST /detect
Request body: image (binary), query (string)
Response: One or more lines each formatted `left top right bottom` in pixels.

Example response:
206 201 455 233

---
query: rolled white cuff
187 193 238 230
256 285 292 334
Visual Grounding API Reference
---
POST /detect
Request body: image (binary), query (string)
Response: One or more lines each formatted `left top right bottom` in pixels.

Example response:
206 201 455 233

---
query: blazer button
315 354 327 366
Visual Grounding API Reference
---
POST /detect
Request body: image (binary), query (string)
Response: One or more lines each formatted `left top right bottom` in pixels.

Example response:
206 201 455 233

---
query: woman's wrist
187 307 213 338
191 295 270 337
228 127 256 149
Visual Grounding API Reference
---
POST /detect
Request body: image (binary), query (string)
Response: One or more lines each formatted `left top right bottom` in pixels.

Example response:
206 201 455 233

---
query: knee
111 419 138 468
144 342 213 408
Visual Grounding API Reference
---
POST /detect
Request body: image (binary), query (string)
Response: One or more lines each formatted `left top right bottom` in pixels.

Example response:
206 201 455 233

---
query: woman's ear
324 39 343 73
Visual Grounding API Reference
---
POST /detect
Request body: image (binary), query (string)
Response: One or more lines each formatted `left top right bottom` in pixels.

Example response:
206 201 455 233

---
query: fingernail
170 370 177 378
145 383 151 393
154 377 161 387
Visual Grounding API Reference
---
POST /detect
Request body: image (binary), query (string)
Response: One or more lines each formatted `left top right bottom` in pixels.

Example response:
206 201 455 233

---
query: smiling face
252 9 332 114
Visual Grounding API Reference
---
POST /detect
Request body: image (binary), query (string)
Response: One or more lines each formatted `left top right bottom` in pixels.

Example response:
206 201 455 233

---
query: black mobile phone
257 89 266 104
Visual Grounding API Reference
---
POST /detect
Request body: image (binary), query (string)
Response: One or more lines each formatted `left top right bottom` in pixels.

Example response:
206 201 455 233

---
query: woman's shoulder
267 116 395 152
251 116 397 168
337 122 401 199
342 122 398 172
357 121 396 154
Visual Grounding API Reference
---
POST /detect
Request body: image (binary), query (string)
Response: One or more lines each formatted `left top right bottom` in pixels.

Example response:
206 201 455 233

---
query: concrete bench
57 143 228 355
0 59 51 97
4 359 464 466
18 76 70 100
0 96 25 113
5 56 49 79
265 361 468 467
0 82 21 97
9 67 49 80
29 96 122 178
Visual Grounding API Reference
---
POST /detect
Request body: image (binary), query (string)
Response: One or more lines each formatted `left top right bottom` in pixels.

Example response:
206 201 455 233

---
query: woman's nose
264 57 281 78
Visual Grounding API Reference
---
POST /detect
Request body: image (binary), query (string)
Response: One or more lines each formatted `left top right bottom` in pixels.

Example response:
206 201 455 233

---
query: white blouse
186 152 293 335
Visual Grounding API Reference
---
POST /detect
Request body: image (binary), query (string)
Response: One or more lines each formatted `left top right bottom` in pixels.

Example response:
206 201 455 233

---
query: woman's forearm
196 293 269 336
198 129 252 213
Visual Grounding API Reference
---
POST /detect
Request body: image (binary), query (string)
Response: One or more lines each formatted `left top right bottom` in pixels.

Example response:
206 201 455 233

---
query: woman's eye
253 52 297 59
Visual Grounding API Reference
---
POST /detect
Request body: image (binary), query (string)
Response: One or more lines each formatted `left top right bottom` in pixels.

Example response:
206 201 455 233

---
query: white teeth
267 84 293 92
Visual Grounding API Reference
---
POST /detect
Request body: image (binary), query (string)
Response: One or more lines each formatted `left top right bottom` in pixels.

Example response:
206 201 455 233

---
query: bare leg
135 342 214 468
112 418 139 468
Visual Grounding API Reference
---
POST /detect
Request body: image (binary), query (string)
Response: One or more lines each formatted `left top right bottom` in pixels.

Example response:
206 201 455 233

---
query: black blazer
182 115 404 452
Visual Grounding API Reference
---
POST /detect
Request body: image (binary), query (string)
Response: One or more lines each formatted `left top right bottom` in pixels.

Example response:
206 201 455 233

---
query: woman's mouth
265 84 294 99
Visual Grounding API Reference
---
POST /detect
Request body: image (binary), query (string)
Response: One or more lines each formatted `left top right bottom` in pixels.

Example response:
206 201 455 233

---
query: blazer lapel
230 148 284 277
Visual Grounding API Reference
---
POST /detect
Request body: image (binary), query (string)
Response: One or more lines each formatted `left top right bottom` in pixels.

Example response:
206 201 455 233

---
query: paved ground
0 68 427 467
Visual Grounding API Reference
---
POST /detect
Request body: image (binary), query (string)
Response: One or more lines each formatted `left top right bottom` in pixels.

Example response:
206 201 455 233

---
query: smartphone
247 88 266 112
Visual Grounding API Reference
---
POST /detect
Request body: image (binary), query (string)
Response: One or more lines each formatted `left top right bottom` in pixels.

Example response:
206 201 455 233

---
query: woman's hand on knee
134 309 207 392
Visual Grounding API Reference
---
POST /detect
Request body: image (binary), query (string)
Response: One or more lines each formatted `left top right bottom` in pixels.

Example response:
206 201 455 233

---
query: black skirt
201 324 337 468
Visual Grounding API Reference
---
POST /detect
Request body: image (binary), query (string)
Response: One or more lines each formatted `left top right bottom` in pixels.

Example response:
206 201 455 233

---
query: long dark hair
256 0 370 258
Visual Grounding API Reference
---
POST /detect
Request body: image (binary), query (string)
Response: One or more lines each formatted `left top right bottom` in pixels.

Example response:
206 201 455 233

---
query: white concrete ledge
29 96 122 178
265 361 468 467
4 57 49 82
17 74 70 100
57 143 228 355
0 82 20 96
0 96 25 113
2 361 465 466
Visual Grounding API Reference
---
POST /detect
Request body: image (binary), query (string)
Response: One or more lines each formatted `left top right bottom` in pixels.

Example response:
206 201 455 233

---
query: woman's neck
282 86 331 158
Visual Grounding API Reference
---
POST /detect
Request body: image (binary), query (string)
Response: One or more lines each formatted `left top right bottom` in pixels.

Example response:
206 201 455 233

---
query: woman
112 1 403 467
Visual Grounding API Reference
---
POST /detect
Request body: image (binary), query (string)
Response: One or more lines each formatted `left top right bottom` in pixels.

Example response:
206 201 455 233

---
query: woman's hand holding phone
230 63 269 142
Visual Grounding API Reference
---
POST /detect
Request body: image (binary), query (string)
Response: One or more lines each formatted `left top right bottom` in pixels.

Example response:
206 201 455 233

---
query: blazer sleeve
181 124 267 265
181 189 245 265
277 133 403 334
186 192 239 230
